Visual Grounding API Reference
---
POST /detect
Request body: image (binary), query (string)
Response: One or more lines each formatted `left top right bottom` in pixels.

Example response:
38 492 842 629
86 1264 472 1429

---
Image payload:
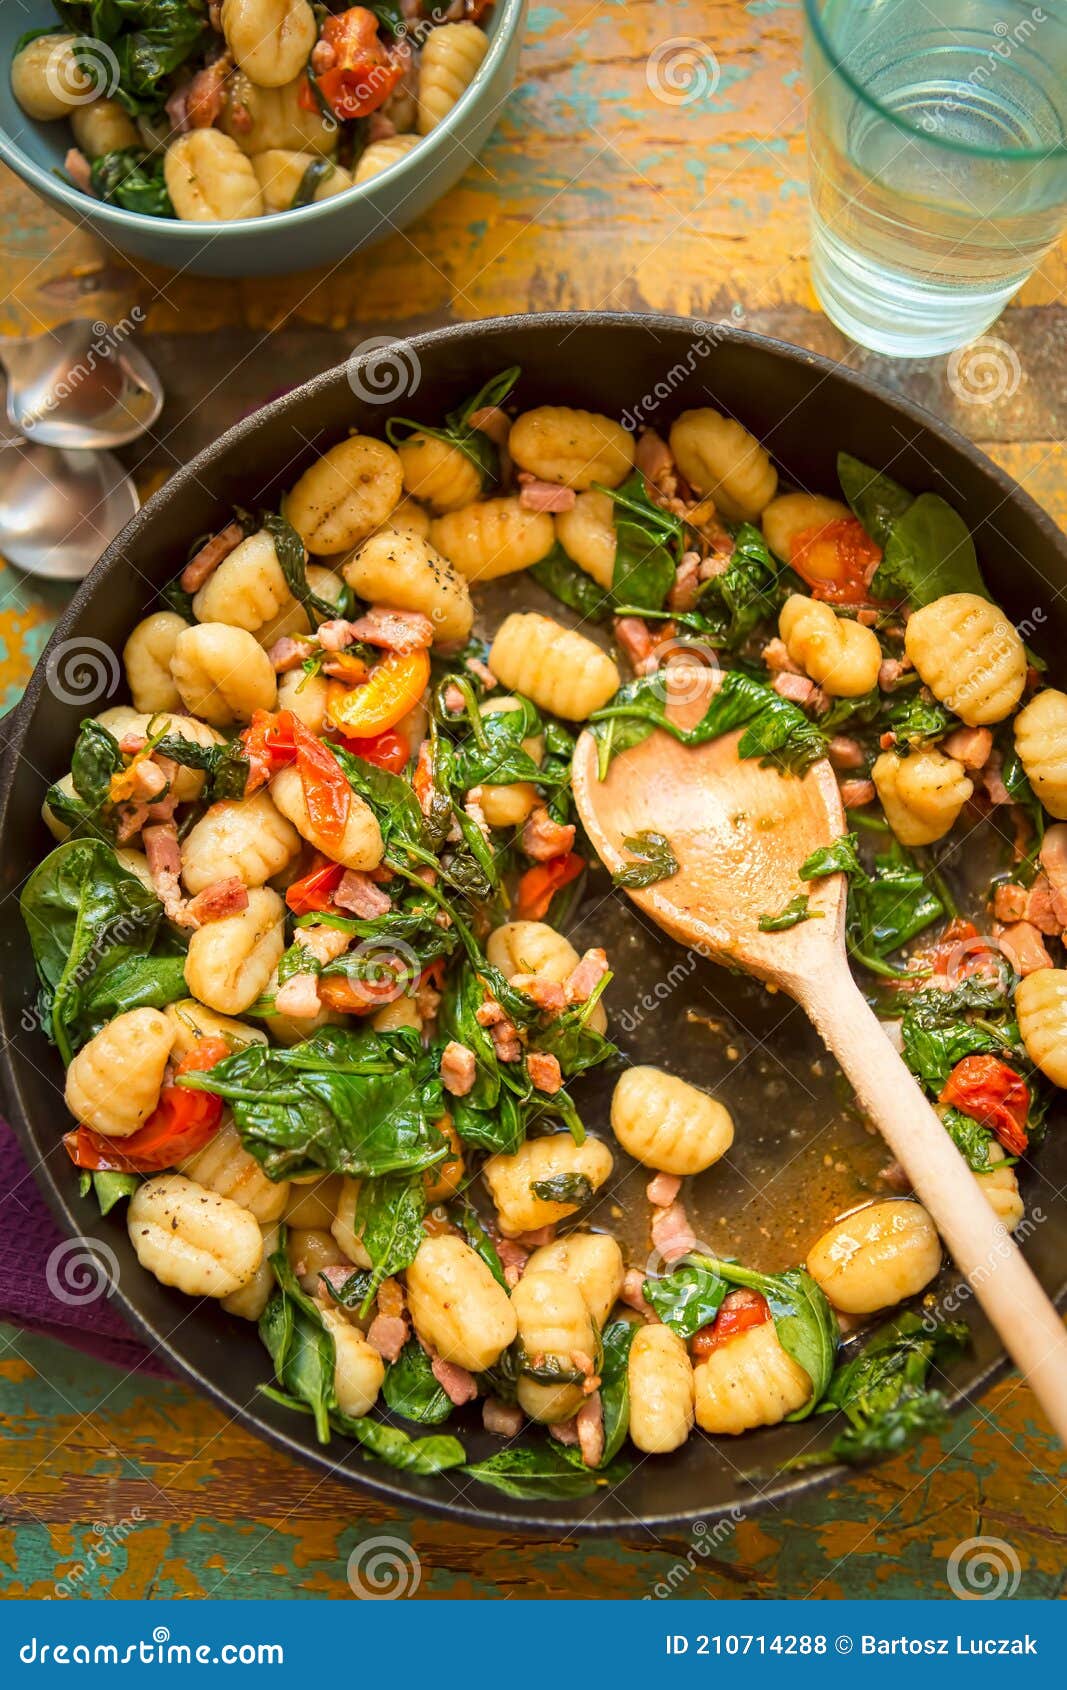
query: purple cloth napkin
0 1119 172 1376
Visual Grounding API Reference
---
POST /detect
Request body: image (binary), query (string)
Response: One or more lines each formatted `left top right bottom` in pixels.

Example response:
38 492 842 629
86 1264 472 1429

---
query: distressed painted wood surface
1 0 1065 1600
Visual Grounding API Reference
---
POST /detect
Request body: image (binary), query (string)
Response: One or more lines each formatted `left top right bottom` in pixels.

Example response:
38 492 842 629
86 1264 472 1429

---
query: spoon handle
801 963 1067 1446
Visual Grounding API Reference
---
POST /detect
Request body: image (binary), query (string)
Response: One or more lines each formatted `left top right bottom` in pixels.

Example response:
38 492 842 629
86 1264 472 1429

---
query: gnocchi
872 748 973 847
487 920 607 1034
286 436 403 555
251 151 353 212
355 135 422 184
171 624 278 725
762 492 851 563
122 612 188 714
181 1118 290 1223
181 792 300 893
628 1324 695 1453
669 408 778 522
165 131 266 223
417 22 490 134
64 1009 174 1139
430 498 556 583
806 1200 941 1314
342 531 473 643
406 1235 517 1372
220 0 317 90
183 887 286 1015
512 1269 598 1423
1014 689 1067 819
525 1233 625 1329
779 594 882 698
489 613 620 720
128 1175 263 1299
482 1134 614 1237
555 490 617 589
693 1318 811 1434
509 407 635 491
323 1307 386 1417
396 433 483 514
610 1066 734 1176
904 593 1026 726
1016 968 1067 1086
270 766 383 870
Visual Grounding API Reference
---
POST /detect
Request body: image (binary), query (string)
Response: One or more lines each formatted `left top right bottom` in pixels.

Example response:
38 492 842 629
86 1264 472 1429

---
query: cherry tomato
791 516 882 605
240 710 352 852
515 851 585 921
326 649 430 738
285 854 345 915
301 7 403 121
690 1289 771 1360
334 726 410 774
940 1053 1030 1157
63 1039 230 1174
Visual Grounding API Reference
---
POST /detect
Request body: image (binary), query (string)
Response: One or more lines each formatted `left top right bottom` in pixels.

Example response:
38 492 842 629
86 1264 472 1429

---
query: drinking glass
804 0 1067 356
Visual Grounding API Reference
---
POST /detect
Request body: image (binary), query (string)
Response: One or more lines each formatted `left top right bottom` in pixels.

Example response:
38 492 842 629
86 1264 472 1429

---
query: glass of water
804 0 1067 356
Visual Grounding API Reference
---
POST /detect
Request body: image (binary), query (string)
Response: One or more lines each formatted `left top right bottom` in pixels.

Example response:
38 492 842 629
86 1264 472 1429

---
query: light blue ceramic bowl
0 1 526 276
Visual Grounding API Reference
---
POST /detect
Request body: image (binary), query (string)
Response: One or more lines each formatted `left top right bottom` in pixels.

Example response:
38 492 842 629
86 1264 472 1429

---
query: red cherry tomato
333 726 410 774
940 1053 1030 1157
286 854 346 915
690 1289 771 1360
63 1039 230 1174
790 517 882 605
515 852 584 921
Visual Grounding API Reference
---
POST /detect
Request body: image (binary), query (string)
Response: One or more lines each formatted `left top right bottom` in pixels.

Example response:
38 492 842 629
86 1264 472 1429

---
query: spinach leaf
355 1174 426 1309
837 453 913 547
259 1241 336 1444
57 0 210 117
78 954 188 1037
44 717 124 839
79 1169 139 1215
381 1340 453 1425
886 691 959 751
320 1267 374 1309
291 157 335 209
941 1106 1000 1172
899 982 1015 1094
1001 745 1045 876
530 1172 594 1205
604 472 681 613
464 1443 622 1500
448 1198 508 1288
758 893 821 932
450 695 565 793
848 844 944 969
695 523 783 649
332 1414 466 1474
21 839 168 1064
179 1026 448 1182
151 731 249 802
529 543 611 621
387 367 520 488
817 1311 968 1465
611 830 678 889
261 512 344 627
449 1094 525 1157
533 984 616 1081
871 493 987 608
643 1260 726 1339
799 832 864 881
598 1320 636 1467
366 1 407 33
90 148 173 217
691 1256 838 1415
329 741 425 854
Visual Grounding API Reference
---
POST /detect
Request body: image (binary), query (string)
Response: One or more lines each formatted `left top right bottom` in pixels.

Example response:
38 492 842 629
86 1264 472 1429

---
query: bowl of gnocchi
0 2 524 276
4 311 1067 1531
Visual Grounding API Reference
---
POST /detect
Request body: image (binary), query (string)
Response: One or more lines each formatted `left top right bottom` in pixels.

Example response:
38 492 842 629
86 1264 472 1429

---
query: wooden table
1 1 1065 1600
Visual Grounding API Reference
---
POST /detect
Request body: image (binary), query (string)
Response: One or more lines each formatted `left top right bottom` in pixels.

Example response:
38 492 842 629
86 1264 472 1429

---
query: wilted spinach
695 523 785 649
611 830 678 890
529 543 611 621
871 492 988 608
690 1256 838 1415
382 1340 453 1425
90 148 172 216
837 452 913 548
387 367 520 488
812 1311 968 1465
643 1259 727 1339
355 1174 427 1310
758 893 820 933
603 472 683 613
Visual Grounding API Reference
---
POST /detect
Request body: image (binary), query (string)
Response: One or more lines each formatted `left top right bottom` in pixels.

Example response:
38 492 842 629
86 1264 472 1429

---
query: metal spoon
0 319 163 449
0 438 139 581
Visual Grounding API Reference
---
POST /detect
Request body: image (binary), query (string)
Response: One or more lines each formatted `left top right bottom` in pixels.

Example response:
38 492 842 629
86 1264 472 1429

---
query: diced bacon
564 947 609 1005
416 978 442 1024
443 683 466 714
877 656 912 691
879 731 897 751
992 882 1028 925
465 655 498 690
549 1416 580 1446
840 778 876 809
489 1019 521 1063
311 38 337 73
647 1171 682 1208
65 147 93 194
512 1225 556 1249
127 758 169 801
334 870 392 918
518 475 576 514
651 1199 697 1265
772 672 816 705
316 619 360 653
274 972 323 1018
827 735 865 771
430 1355 478 1406
856 607 880 627
994 921 1052 977
343 608 435 653
483 1398 524 1437
180 521 244 593
475 997 507 1028
635 428 678 496
228 98 252 134
464 789 492 840
522 806 576 862
367 1314 408 1364
297 924 351 966
496 1238 529 1288
468 406 510 446
668 549 702 613
509 974 567 1014
699 552 730 581
942 726 993 771
1021 875 1060 935
762 637 803 676
526 1052 563 1094
980 750 1012 807
185 54 231 128
118 732 148 756
441 1040 477 1096
186 876 248 926
1041 825 1067 926
879 1159 913 1194
164 85 189 135
367 110 397 142
620 1267 656 1319
575 1391 604 1468
269 636 313 674
614 615 656 673
143 822 193 927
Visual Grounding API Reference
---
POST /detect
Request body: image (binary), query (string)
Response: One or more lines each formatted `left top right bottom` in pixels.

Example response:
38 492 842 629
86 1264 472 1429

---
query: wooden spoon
573 664 1067 1444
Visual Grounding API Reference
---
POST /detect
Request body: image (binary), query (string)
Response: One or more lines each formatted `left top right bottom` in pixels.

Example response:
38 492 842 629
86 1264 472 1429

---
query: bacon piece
614 615 656 674
468 406 510 446
268 636 313 674
668 549 702 613
186 876 248 926
856 607 880 627
483 1398 524 1437
522 806 576 863
496 1238 529 1289
635 428 678 496
620 1267 656 1319
995 920 1052 977
274 972 322 1018
575 1391 604 1468
465 655 498 690
518 475 576 514
430 1355 478 1406
1040 825 1067 927
441 1040 477 1097
185 54 231 128
564 947 609 1005
549 1416 580 1447
1022 875 1059 935
489 1019 521 1063
942 726 993 771
980 750 1012 807
180 521 244 593
512 1224 556 1249
509 974 567 1014
334 870 392 919
647 1171 682 1208
297 924 351 967
311 38 337 73
762 637 803 676
992 882 1028 925
877 656 912 691
840 778 876 809
651 1199 696 1265
367 110 397 142
827 735 865 771
464 788 492 840
340 608 435 653
65 148 93 194
366 1300 409 1364
118 732 148 756
164 85 189 133
442 683 466 715
143 822 193 926
772 671 816 705
526 1052 563 1094
127 758 169 801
